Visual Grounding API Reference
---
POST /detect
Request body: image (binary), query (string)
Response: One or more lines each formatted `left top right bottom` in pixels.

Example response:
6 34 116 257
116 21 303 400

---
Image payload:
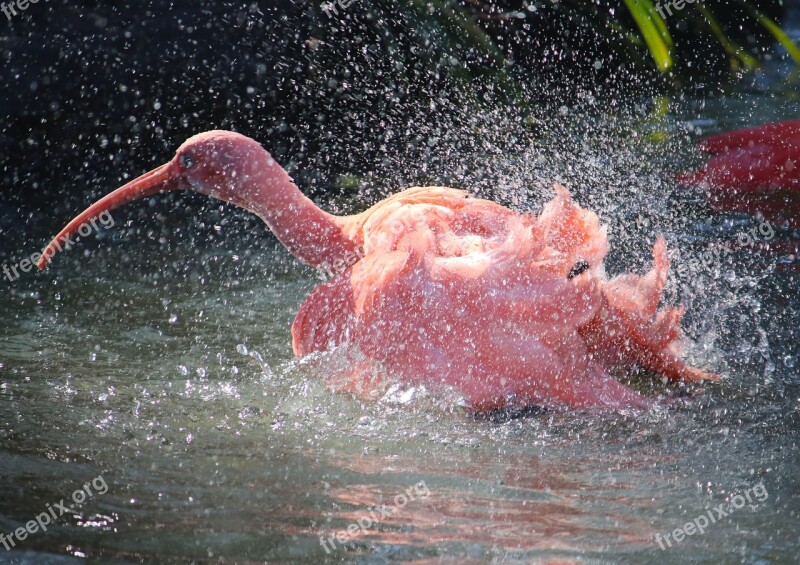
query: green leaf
623 0 673 72
643 1 673 48
694 4 760 71
405 0 523 100
743 4 800 65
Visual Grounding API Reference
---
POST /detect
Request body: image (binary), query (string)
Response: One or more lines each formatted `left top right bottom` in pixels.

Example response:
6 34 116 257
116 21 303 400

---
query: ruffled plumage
292 184 718 411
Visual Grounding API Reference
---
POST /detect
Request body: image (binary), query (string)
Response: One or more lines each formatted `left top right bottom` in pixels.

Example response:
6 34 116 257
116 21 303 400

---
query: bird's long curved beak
37 161 184 269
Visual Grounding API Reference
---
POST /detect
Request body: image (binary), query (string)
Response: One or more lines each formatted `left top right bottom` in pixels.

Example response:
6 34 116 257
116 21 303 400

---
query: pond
2 85 799 564
3 4 800 558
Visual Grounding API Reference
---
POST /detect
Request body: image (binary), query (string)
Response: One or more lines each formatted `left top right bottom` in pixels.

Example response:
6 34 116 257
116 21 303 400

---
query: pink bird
678 120 800 228
39 131 718 411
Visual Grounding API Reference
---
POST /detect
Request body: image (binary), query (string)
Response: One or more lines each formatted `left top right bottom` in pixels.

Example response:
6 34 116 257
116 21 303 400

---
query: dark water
3 62 800 565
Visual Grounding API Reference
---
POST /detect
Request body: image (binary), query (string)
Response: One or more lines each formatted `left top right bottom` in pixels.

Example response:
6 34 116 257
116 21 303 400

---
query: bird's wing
580 237 719 382
292 188 473 356
603 236 669 319
291 271 356 356
296 183 716 410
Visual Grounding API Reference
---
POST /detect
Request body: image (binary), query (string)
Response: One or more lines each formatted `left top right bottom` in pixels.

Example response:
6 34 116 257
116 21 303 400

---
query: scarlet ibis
39 131 718 411
678 120 800 228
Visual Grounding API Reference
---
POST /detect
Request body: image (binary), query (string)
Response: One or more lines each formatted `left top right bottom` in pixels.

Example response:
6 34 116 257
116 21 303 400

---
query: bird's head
37 130 279 269
172 130 273 207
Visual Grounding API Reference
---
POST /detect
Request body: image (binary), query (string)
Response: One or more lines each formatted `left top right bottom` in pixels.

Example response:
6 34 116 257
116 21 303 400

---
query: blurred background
1 0 797 245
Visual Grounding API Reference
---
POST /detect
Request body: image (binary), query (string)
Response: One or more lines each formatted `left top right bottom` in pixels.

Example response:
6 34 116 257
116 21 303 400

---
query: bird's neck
245 158 359 269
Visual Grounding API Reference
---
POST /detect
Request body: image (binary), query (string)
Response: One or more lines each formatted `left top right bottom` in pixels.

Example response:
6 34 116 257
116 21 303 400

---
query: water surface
2 93 800 564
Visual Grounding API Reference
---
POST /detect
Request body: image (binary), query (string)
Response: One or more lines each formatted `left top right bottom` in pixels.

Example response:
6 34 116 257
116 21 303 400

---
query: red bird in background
678 120 800 228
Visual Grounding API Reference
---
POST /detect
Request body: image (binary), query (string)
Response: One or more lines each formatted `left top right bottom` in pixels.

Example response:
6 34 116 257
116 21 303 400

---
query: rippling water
2 94 800 564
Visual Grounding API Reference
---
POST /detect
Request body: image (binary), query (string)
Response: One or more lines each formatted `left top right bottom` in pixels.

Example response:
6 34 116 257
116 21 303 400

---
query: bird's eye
181 153 195 169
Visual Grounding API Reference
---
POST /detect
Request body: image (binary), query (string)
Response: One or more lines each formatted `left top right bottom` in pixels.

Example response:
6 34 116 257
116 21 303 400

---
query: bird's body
40 131 718 411
679 120 800 227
